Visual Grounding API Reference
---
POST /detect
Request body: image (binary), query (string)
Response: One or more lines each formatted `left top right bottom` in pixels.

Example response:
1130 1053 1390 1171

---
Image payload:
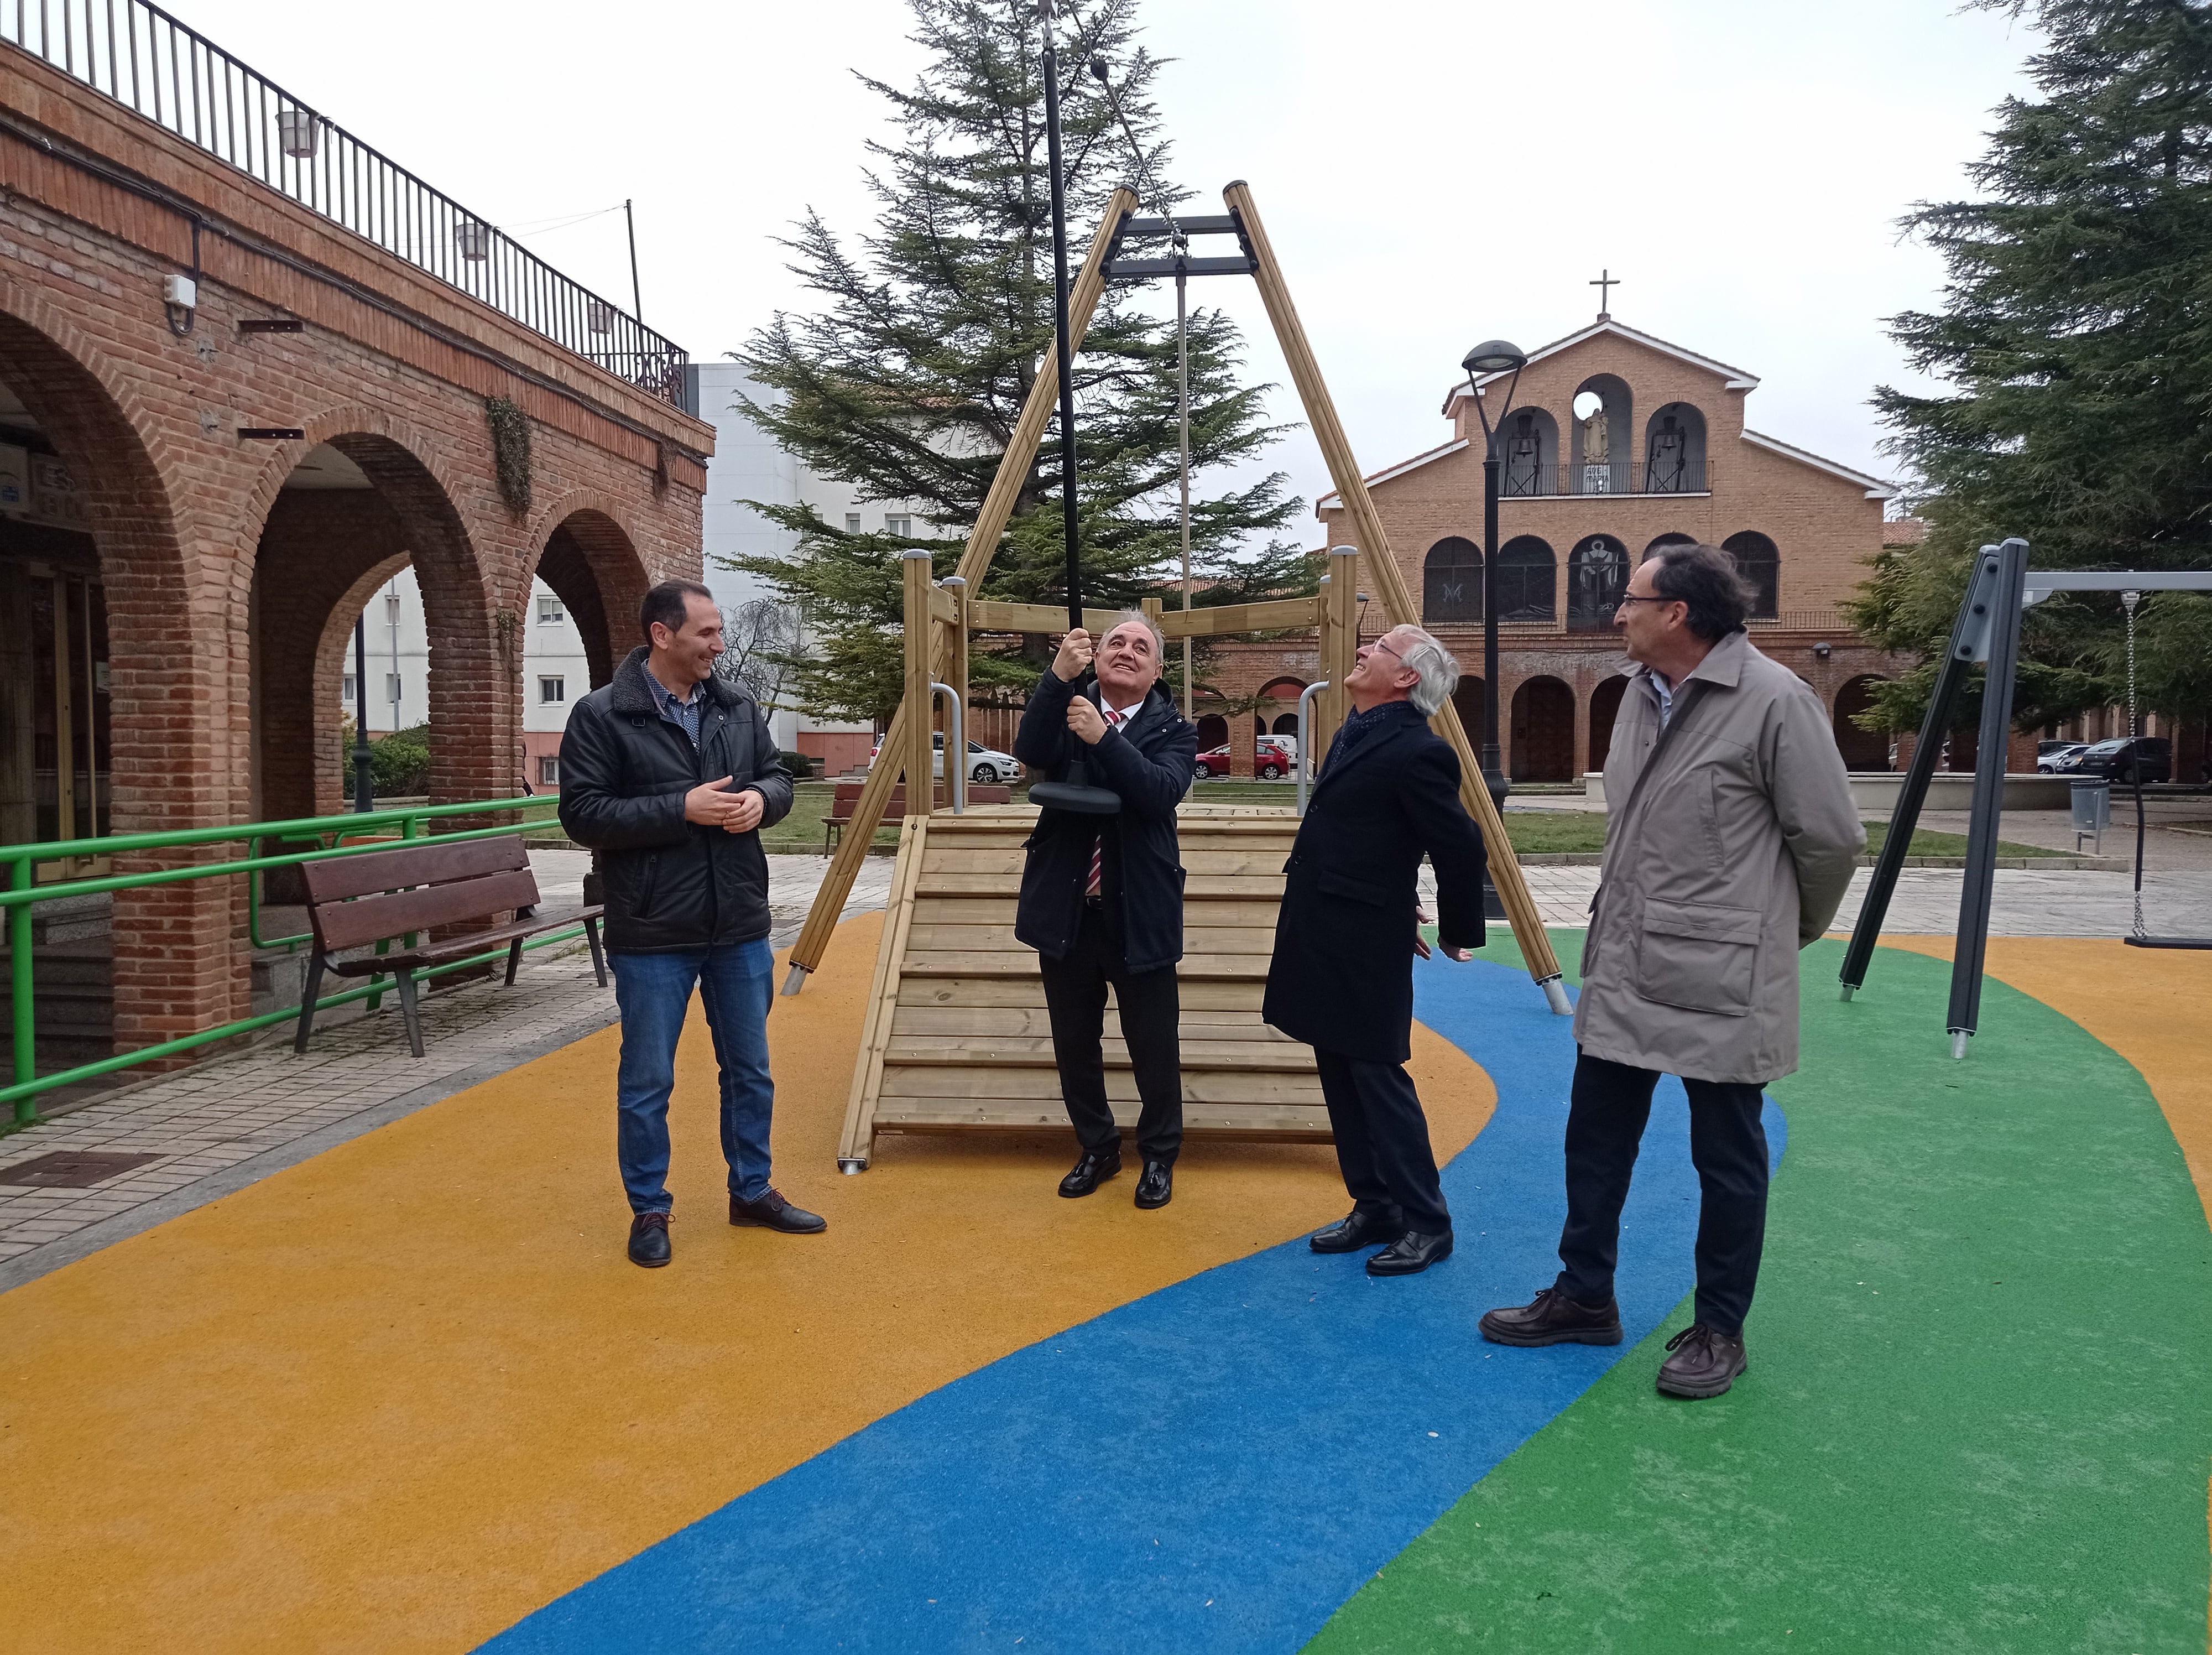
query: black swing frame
1838 540 2212 1054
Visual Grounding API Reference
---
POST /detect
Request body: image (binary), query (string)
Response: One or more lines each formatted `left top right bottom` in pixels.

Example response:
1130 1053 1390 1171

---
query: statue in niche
1580 403 1612 492
1648 413 1687 492
1575 537 1625 620
1506 412 1542 495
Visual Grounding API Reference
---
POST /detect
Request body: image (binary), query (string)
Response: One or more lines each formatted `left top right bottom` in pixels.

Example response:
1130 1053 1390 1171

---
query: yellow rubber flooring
0 912 1494 1654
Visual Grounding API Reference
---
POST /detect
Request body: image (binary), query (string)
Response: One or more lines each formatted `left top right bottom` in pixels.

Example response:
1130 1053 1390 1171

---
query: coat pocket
1634 897 1760 1017
1316 868 1387 907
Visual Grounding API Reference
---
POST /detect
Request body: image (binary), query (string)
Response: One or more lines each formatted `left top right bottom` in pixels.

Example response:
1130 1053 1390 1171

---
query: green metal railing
3 795 577 1127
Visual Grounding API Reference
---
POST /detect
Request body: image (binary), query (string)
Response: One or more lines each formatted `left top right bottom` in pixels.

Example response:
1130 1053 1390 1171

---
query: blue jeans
611 939 776 1215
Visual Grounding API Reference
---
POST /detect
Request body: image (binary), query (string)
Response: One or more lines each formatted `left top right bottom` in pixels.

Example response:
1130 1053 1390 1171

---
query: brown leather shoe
729 1187 827 1235
1656 1323 1747 1398
1479 1286 1624 1346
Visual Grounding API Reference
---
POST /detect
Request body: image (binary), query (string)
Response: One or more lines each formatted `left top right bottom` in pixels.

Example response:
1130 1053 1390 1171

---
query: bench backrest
302 835 541 953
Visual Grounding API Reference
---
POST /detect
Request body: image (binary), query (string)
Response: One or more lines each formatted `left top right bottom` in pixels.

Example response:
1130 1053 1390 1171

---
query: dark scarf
1326 698 1423 770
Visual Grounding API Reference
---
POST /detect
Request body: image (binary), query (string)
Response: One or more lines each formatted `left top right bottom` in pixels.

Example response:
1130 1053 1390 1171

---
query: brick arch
522 490 654 693
310 551 419 814
240 405 502 809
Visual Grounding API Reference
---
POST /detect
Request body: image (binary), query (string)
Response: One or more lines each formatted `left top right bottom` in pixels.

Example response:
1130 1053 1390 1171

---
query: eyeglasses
1363 637 1407 663
1615 594 1679 608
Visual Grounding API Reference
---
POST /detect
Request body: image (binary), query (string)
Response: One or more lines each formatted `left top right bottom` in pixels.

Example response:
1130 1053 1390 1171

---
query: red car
1193 737 1295 781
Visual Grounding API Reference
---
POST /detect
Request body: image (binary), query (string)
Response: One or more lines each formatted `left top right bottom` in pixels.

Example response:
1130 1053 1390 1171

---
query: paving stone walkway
0 851 895 1289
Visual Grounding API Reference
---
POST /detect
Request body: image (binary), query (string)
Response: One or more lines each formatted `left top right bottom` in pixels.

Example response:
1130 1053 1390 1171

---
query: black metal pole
352 613 373 812
1481 434 1505 806
1041 22 1081 631
624 197 642 322
1945 537 2029 1057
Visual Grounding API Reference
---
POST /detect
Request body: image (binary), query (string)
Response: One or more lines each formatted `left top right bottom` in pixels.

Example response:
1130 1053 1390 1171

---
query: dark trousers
1037 901 1182 1164
1314 1047 1451 1234
1556 1049 1770 1335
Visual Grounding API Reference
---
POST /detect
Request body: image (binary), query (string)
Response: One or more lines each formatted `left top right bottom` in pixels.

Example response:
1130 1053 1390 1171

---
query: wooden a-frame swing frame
778 181 1570 1017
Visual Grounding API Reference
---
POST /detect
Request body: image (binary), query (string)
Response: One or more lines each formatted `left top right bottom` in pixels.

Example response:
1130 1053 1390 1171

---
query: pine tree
1855 0 2212 742
723 0 1308 726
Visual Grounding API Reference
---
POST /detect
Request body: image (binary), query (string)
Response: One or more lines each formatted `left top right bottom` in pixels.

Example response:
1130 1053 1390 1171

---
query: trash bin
2070 778 2110 853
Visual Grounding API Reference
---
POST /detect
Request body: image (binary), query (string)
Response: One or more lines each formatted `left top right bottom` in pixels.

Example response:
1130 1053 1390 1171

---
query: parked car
868 734 1020 784
1193 736 1296 781
2037 742 2089 773
2063 736 2171 783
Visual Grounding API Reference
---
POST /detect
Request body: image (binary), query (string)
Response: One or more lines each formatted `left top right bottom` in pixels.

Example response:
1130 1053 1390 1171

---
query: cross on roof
1590 268 1620 320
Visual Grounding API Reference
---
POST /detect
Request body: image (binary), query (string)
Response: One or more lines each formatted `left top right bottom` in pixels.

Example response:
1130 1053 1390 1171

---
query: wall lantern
586 300 615 336
1813 641 1833 660
276 107 320 160
455 219 492 262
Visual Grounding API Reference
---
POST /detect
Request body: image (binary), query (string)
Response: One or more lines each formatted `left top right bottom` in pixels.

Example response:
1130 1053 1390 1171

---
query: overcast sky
182 0 2043 534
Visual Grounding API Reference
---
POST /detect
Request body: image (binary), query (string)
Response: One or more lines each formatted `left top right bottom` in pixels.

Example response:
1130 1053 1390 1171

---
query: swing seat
2124 935 2212 950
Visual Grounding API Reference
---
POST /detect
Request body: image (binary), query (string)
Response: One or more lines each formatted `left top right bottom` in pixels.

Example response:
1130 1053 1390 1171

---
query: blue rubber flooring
483 956 1786 1654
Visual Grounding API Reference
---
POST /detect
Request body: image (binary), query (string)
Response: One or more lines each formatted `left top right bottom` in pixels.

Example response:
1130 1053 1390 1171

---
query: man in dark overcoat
1264 622 1487 1276
1014 611 1199 1208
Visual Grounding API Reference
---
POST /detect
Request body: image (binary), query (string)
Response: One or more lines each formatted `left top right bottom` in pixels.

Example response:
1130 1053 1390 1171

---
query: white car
873 735 1019 784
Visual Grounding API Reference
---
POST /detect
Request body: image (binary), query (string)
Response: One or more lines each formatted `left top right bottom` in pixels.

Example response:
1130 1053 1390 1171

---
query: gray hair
1099 608 1166 659
1387 624 1462 716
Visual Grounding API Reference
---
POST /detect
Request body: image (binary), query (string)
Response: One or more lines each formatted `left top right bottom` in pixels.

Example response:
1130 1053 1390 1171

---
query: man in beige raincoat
1481 542 1862 1398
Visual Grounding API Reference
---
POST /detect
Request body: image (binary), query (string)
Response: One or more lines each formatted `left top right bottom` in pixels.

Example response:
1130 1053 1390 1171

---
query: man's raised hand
1066 697 1108 745
1051 628 1095 683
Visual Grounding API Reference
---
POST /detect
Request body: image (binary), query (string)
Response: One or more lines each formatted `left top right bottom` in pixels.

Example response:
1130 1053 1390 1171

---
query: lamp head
1463 340 1528 376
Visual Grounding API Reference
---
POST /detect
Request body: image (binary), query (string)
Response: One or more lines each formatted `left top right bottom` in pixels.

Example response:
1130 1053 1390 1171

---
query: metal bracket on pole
781 965 809 997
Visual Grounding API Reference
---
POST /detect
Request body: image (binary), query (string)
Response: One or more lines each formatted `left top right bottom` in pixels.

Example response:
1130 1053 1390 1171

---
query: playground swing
2116 589 2211 950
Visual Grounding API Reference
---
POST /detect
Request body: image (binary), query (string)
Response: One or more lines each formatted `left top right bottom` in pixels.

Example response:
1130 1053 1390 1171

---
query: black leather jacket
557 647 794 953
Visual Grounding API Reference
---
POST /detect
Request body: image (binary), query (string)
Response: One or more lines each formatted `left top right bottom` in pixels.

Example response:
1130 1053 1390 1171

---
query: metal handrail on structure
1295 680 1328 816
0 0 686 400
930 681 966 816
3 794 576 1125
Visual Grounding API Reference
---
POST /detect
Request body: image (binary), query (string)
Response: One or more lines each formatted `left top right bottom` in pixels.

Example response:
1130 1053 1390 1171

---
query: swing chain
2122 590 2143 938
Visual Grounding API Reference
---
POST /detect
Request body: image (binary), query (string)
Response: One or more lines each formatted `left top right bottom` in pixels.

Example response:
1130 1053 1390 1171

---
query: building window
537 594 565 623
885 514 911 538
384 594 401 624
1423 537 1483 624
1567 534 1630 631
385 673 403 704
844 512 862 533
1495 536 1558 622
342 674 356 703
539 676 566 704
1723 530 1781 620
539 756 561 785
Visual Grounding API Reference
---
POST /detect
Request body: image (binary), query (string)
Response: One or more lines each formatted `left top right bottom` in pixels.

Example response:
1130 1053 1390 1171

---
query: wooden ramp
836 804 1324 1170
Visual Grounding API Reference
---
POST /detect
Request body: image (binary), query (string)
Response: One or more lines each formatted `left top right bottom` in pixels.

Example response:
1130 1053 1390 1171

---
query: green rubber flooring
1307 935 2212 1655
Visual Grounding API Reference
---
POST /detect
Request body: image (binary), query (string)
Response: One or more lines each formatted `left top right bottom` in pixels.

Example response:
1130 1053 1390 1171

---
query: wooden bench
823 780 1014 853
294 835 606 1058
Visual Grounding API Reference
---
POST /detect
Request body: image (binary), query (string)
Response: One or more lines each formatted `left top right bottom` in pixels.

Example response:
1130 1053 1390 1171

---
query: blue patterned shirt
647 668 704 748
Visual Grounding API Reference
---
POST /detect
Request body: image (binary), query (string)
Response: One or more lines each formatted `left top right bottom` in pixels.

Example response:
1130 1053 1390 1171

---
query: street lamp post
1462 340 1527 919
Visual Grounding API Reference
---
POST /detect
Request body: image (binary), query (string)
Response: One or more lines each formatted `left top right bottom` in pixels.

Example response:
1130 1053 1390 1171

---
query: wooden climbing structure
794 181 1573 1171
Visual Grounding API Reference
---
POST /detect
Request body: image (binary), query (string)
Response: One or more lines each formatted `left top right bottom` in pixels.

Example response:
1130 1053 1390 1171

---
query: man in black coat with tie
1265 622 1487 1276
1014 611 1198 1208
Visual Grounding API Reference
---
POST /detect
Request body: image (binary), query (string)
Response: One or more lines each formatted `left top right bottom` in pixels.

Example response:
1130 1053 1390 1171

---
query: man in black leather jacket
1014 612 1197 1209
559 579 822 1267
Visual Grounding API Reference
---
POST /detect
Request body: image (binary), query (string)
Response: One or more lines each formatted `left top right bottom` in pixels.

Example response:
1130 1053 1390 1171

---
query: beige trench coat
1575 630 1864 1084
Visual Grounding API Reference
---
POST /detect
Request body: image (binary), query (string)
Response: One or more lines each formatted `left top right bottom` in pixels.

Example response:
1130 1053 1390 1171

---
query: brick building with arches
0 16 710 1068
1199 318 1910 781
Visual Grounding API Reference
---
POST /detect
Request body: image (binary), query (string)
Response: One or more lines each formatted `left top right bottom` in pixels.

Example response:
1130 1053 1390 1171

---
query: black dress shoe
1309 1207 1407 1254
1365 1228 1454 1276
1058 1148 1123 1198
1133 1159 1173 1209
1656 1323 1748 1398
1479 1286 1624 1346
628 1211 671 1267
729 1187 828 1234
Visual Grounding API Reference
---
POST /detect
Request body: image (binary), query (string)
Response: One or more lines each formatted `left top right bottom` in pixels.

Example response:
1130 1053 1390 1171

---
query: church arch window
1498 408 1560 497
1496 535 1556 622
1644 531 1698 561
1567 534 1630 630
1423 536 1483 623
1723 530 1781 620
1569 375 1632 495
1642 403 1707 492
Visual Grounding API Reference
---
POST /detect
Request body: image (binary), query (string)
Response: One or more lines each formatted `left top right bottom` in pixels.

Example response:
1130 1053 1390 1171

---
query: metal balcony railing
1501 460 1711 497
0 0 686 403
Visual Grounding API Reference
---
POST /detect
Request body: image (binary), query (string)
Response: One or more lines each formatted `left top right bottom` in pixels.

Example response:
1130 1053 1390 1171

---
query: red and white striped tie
1084 708 1124 898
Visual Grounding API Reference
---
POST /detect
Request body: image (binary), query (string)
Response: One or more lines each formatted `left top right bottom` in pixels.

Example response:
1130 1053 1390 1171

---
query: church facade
1198 318 1908 780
